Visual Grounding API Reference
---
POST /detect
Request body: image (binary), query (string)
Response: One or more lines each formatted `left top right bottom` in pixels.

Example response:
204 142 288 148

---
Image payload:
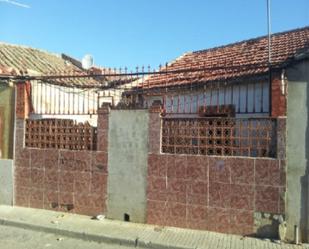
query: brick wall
146 108 286 235
271 75 287 117
14 105 110 216
16 82 31 119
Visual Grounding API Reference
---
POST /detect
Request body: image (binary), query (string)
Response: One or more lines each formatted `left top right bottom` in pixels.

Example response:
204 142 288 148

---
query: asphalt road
0 224 132 249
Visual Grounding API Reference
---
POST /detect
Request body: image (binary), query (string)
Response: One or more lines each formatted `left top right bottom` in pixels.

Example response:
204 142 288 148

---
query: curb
0 218 137 247
0 218 193 249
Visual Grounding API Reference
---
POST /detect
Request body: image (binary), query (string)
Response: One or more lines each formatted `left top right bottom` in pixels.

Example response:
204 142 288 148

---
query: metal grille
162 117 277 158
160 81 270 115
25 119 97 150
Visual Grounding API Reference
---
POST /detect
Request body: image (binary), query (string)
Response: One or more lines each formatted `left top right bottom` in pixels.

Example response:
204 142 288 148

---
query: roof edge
191 26 309 55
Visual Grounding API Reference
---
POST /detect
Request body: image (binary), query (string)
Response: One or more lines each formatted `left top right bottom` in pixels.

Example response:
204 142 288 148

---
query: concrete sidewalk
0 205 306 249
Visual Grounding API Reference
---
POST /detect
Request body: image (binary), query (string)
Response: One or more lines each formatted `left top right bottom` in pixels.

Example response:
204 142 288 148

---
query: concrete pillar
148 101 162 154
16 82 31 119
97 103 110 152
106 109 149 223
286 62 309 242
0 159 13 205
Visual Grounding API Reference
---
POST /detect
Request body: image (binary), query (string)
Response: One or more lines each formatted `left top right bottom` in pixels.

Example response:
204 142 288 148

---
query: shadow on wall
300 79 309 242
291 61 309 243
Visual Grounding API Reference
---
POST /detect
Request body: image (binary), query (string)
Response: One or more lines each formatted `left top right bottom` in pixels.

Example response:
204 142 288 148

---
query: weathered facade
0 26 308 242
0 82 14 159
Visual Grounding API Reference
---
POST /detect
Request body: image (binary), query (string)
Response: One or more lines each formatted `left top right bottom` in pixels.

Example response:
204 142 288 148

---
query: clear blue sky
0 0 308 70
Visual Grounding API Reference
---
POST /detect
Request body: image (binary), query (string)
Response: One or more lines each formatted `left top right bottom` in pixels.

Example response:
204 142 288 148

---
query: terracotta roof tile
0 43 101 87
144 26 309 89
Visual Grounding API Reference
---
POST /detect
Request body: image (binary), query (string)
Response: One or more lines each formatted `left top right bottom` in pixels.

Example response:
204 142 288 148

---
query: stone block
30 168 44 188
92 152 108 173
30 149 46 169
209 158 231 183
186 155 207 180
59 171 74 192
59 150 75 171
230 158 254 185
255 159 281 186
74 180 90 194
207 207 230 233
74 151 92 172
44 169 59 191
187 193 207 206
90 172 107 194
30 188 44 208
209 182 231 208
44 150 59 170
59 191 74 205
167 192 186 203
43 190 59 210
167 202 186 218
147 190 168 202
230 209 254 226
146 200 167 225
188 180 207 196
148 154 167 177
96 132 108 152
167 156 186 179
167 178 187 193
187 204 207 221
255 186 280 213
15 168 31 188
14 186 30 207
230 184 254 210
147 176 167 192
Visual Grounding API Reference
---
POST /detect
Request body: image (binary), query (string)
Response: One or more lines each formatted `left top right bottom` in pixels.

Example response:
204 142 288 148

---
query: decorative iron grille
25 119 97 150
162 117 277 158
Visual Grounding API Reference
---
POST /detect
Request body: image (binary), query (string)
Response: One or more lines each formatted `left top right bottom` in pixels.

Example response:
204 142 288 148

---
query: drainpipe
281 69 286 95
294 225 299 244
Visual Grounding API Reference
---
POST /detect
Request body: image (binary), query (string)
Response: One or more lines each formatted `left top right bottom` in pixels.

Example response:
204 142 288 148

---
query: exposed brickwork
97 104 110 152
149 113 161 154
271 76 287 117
16 82 31 119
277 117 286 160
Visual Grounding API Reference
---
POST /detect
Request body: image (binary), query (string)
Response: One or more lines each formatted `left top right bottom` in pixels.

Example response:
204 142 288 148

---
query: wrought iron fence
25 119 97 150
161 117 277 158
26 66 270 116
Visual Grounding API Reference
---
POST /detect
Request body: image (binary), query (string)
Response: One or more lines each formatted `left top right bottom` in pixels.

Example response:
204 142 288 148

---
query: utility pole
267 0 272 65
267 0 272 116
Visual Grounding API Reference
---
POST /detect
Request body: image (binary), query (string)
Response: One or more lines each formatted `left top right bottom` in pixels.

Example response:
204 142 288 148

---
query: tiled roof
0 43 101 87
144 26 309 89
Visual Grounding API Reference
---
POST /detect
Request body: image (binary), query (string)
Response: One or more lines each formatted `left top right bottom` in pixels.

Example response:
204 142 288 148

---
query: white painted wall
30 81 121 125
145 82 270 117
